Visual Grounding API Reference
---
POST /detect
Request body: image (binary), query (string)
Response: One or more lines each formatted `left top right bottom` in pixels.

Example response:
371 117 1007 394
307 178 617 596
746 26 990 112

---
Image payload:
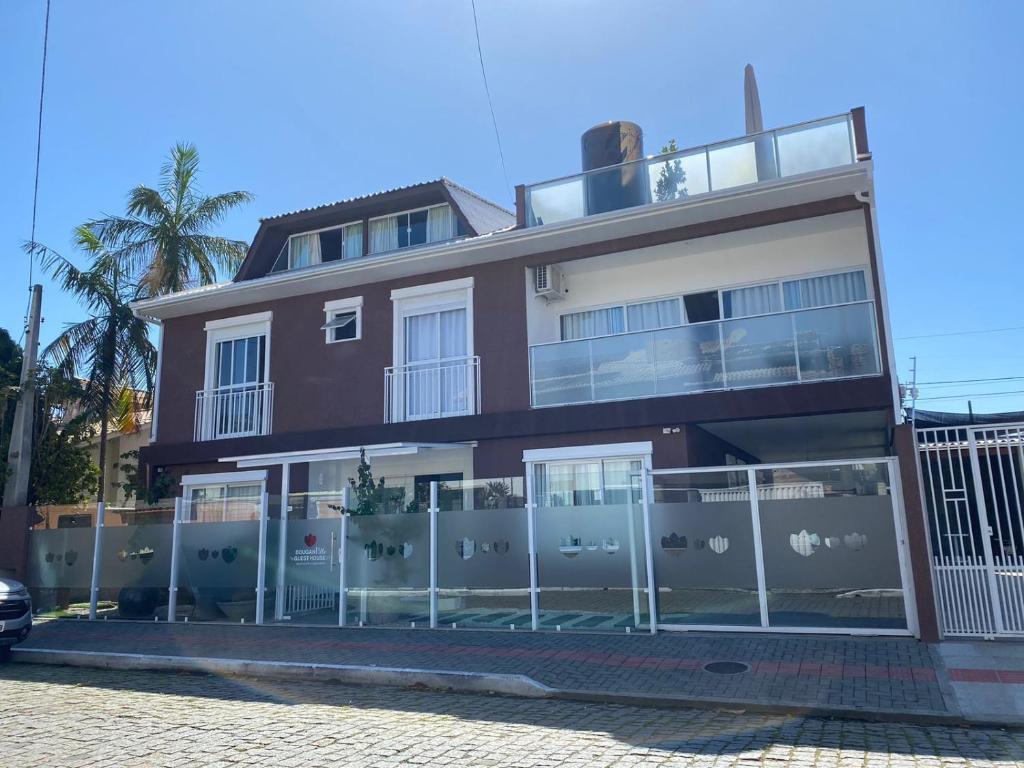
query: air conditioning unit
533 265 565 301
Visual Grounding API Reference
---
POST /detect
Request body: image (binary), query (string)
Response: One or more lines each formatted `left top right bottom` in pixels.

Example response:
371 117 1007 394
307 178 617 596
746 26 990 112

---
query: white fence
194 382 274 441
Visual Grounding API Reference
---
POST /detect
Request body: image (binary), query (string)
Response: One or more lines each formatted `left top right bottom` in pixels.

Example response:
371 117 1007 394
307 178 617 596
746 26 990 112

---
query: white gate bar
639 462 657 634
255 491 269 625
167 497 183 622
746 468 770 628
338 486 350 626
88 501 106 620
275 462 291 621
429 481 438 629
887 457 921 638
525 464 539 631
967 430 1006 634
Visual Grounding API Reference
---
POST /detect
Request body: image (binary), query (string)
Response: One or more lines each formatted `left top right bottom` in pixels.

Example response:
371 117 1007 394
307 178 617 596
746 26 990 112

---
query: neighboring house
82 414 152 509
131 111 938 637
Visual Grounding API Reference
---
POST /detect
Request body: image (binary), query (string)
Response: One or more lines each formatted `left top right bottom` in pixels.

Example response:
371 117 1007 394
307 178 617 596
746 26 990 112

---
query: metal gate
918 423 1024 637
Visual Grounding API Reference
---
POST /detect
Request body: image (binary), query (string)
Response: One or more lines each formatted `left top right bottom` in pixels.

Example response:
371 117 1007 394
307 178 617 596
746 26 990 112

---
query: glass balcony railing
529 301 880 408
524 114 856 228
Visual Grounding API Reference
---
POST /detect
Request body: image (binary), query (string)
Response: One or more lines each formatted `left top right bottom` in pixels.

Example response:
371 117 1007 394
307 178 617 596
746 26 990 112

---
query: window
187 483 263 522
783 270 867 310
271 222 364 273
368 204 461 255
721 282 781 318
532 458 642 507
323 297 363 344
683 291 721 323
626 298 681 331
560 306 625 340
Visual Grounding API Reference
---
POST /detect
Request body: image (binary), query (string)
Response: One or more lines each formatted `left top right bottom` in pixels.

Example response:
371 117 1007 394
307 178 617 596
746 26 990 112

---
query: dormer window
271 221 363 273
368 204 463 255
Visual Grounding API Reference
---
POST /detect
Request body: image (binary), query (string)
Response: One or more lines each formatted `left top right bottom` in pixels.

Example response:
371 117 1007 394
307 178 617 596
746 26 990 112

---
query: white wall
526 211 872 345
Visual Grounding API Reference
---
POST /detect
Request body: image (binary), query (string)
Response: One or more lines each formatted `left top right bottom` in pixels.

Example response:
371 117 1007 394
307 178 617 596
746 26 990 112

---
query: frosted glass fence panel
95 503 175 620
651 472 761 626
591 333 656 401
757 462 907 630
265 507 343 625
24 509 97 615
721 313 798 388
526 178 585 227
652 323 724 394
176 503 261 622
776 116 854 177
707 138 761 190
647 149 710 202
535 504 650 631
530 339 592 406
437 507 531 629
344 511 430 626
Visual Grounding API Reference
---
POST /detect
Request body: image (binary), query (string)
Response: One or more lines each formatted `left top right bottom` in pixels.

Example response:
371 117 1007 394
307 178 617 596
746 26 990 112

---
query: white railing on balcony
385 355 481 423
529 301 880 408
525 114 856 228
194 382 274 441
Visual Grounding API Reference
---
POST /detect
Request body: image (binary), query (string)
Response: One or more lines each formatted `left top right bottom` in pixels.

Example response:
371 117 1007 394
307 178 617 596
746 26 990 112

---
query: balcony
524 114 856 228
194 382 274 441
385 355 481 423
529 301 880 408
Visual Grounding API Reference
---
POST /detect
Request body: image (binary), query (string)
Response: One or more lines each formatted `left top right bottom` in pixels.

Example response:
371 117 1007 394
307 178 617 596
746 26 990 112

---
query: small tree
117 449 176 504
653 139 687 202
327 448 417 515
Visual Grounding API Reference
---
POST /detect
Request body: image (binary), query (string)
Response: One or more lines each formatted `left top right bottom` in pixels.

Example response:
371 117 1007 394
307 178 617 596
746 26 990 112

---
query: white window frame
368 203 456 255
180 470 267 523
203 312 272 392
557 266 872 340
273 220 364 271
323 296 363 344
391 277 474 367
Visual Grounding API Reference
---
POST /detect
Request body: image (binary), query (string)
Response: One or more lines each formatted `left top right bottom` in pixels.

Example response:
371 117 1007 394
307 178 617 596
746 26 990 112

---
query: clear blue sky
2 1 1022 414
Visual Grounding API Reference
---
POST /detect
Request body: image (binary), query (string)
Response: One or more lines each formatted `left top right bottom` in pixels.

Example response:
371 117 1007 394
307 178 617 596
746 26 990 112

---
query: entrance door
403 308 471 420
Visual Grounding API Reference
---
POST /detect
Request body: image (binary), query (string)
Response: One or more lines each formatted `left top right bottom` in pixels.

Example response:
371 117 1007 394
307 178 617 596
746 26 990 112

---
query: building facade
127 109 938 637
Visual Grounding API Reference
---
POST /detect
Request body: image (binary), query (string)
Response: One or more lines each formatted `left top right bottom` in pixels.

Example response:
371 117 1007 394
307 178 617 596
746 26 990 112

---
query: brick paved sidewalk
20 618 959 719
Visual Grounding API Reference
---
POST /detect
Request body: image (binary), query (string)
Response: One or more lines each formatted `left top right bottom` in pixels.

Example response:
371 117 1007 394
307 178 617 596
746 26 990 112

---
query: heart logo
708 535 729 555
211 549 220 559
456 537 476 560
602 538 620 554
661 533 687 553
65 550 78 566
386 545 396 557
825 536 840 549
843 532 868 551
365 541 382 561
789 530 820 557
198 547 209 561
45 552 54 563
559 536 582 558
399 542 413 559
495 540 509 554
221 547 237 564
304 534 317 548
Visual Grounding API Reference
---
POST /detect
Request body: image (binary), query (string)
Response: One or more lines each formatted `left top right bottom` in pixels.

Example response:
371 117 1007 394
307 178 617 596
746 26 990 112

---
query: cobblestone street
2 665 1022 767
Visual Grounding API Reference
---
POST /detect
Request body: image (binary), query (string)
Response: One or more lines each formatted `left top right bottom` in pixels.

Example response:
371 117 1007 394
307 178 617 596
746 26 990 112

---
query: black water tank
580 121 647 215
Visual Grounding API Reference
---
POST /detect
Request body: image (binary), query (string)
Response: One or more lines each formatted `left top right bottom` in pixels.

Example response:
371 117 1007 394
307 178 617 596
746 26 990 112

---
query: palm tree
29 228 156 503
88 143 253 296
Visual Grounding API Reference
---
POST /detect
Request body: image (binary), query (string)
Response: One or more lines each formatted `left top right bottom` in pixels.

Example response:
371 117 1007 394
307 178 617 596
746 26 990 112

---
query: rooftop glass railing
524 114 856 228
529 300 879 408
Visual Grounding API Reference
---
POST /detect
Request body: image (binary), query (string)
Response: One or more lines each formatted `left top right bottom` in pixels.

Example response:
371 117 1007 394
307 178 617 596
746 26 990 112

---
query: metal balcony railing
524 113 856 228
385 355 481 423
529 301 880 408
194 382 274 441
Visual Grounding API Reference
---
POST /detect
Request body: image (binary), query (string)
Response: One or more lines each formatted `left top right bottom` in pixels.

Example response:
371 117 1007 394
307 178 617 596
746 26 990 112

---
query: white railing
530 301 880 408
385 355 481 423
194 382 274 441
697 482 825 502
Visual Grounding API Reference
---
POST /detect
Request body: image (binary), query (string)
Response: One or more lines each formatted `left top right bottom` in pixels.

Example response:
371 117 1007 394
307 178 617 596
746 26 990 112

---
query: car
0 578 32 660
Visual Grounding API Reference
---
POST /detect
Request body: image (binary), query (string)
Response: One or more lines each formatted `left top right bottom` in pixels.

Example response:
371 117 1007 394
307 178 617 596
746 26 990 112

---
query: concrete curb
11 648 554 699
15 647 1017 729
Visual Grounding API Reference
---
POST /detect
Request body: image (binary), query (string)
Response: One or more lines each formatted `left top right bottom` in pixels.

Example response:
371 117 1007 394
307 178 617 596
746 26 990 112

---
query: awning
219 441 473 468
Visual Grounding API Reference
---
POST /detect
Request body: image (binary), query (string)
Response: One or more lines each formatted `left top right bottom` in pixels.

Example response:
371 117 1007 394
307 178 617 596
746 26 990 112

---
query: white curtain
627 298 681 331
427 206 454 243
722 283 780 318
289 233 321 269
438 309 467 358
560 306 626 340
784 271 866 310
369 217 399 254
405 313 438 363
541 462 601 507
343 223 363 260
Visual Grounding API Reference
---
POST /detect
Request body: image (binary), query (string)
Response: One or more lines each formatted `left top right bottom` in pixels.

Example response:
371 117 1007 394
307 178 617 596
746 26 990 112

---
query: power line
917 375 1024 386
470 0 512 197
917 389 1024 402
28 0 51 288
896 325 1024 341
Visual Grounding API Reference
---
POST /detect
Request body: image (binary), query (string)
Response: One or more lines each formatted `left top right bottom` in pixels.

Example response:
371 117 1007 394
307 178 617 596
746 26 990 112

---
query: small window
560 306 625 341
683 291 720 323
721 283 781 319
783 270 867 310
626 298 681 331
323 297 363 344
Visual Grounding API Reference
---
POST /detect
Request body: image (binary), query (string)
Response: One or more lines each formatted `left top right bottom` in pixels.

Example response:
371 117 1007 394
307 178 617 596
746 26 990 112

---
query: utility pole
3 284 42 508
908 356 919 427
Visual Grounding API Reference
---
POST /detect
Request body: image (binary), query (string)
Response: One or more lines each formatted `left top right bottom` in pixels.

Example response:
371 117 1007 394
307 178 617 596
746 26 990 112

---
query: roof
913 409 1024 429
259 177 514 233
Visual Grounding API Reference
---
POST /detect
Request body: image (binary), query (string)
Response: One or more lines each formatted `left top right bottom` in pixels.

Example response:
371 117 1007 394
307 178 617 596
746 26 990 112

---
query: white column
88 501 106 620
255 491 269 624
274 463 291 621
525 464 539 631
167 497 183 622
640 462 657 634
747 469 770 628
429 481 438 628
338 486 351 626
